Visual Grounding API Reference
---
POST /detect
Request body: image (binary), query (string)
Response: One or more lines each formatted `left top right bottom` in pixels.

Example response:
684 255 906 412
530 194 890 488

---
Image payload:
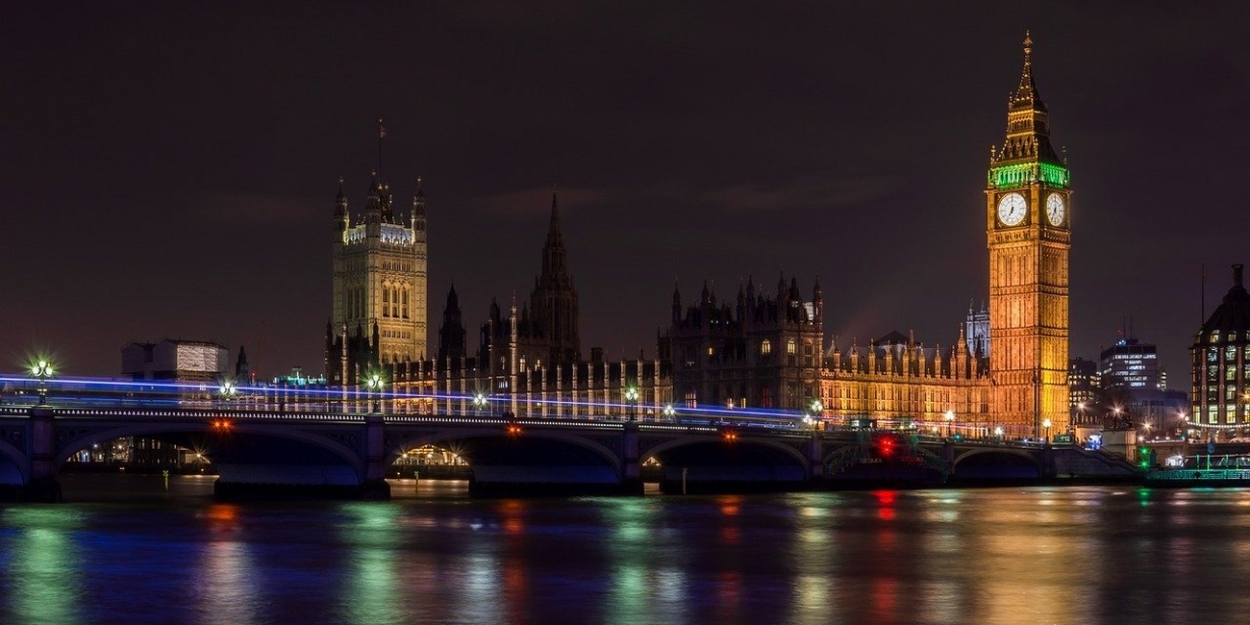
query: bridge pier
23 406 61 502
620 420 643 495
361 415 391 500
1041 442 1057 478
806 429 824 479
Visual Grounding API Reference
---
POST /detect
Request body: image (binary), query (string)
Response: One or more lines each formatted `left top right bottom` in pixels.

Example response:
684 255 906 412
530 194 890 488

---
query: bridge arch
54 423 367 482
952 448 1041 479
0 437 29 485
821 444 863 467
386 428 623 474
642 434 809 492
643 435 809 469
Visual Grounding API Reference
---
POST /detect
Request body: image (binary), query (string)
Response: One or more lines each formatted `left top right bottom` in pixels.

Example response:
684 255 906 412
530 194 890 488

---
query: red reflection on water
717 495 743 516
503 554 530 624
715 571 742 622
203 504 241 536
871 577 899 619
718 495 742 544
875 490 897 521
500 500 526 535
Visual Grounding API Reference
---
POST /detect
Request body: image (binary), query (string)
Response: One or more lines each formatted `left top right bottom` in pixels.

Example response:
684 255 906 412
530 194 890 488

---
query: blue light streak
0 372 816 423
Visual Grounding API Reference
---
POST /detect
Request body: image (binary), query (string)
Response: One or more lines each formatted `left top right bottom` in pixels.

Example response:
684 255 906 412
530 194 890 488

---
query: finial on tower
1023 30 1033 57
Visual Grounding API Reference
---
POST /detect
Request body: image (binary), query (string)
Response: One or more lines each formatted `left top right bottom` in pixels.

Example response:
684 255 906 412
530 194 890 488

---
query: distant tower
438 284 467 362
529 189 581 365
965 301 990 358
985 32 1071 437
328 168 428 381
234 345 250 381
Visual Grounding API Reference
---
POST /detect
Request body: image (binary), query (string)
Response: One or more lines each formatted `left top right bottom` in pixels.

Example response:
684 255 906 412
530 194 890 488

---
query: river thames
2 475 1248 625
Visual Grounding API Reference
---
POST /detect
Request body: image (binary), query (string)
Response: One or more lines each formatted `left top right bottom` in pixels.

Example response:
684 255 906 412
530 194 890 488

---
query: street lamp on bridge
624 386 639 422
219 380 237 404
944 409 955 438
473 393 488 416
1043 418 1053 443
365 371 385 413
30 359 54 405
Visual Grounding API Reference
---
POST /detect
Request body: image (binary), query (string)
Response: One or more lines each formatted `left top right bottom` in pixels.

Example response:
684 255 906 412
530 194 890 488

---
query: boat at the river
1146 468 1250 487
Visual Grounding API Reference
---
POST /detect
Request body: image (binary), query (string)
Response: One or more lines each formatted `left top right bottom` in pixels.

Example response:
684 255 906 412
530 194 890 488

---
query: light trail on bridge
0 372 823 427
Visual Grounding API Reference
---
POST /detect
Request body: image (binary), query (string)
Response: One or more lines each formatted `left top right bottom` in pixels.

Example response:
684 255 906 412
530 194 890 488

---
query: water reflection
7 484 1250 624
337 503 401 625
1 507 84 625
195 504 257 625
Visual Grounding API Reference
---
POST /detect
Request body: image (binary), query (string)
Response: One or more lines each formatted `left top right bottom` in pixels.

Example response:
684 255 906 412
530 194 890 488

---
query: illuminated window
761 339 772 356
382 287 390 317
787 339 797 355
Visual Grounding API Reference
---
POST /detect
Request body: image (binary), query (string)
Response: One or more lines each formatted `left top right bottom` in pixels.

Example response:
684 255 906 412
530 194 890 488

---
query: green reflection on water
602 497 687 625
337 503 401 625
2 507 84 625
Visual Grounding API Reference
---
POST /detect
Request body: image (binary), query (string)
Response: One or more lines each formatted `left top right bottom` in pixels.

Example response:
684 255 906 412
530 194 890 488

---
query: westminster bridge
0 401 1142 501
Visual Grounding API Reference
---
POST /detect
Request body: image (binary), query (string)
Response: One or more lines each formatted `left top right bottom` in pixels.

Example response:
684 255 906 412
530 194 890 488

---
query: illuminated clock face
1046 193 1066 226
996 193 1027 226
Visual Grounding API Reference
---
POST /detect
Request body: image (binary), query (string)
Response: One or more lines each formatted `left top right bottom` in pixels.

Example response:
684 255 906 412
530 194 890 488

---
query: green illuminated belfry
988 30 1069 189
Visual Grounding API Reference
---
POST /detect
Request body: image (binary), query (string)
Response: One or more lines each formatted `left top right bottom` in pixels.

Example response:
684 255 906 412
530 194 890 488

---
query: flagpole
377 118 385 179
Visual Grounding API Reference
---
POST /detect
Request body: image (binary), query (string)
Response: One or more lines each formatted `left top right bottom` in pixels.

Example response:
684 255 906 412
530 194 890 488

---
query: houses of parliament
323 34 1070 438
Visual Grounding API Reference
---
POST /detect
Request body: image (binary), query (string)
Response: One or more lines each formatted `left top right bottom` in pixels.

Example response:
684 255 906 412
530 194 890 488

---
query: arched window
761 339 772 356
382 286 391 317
786 339 797 355
392 287 400 318
402 288 409 318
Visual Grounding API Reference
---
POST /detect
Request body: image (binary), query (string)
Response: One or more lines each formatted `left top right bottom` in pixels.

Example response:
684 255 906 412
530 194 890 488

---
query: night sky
3 2 1247 384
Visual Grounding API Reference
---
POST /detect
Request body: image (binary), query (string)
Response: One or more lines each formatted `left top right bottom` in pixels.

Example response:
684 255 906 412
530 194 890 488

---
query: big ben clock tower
986 32 1071 438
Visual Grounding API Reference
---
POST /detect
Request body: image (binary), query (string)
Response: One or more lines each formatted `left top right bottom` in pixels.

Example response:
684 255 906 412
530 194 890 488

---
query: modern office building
1100 338 1160 392
1068 357 1099 422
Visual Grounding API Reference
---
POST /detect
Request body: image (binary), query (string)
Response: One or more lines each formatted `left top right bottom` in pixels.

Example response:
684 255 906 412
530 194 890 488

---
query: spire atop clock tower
989 32 1069 191
992 31 1064 172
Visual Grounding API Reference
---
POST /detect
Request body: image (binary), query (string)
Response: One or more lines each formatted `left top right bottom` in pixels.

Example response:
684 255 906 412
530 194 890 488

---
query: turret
364 171 382 227
812 276 824 328
334 177 349 232
671 282 682 325
412 176 427 233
